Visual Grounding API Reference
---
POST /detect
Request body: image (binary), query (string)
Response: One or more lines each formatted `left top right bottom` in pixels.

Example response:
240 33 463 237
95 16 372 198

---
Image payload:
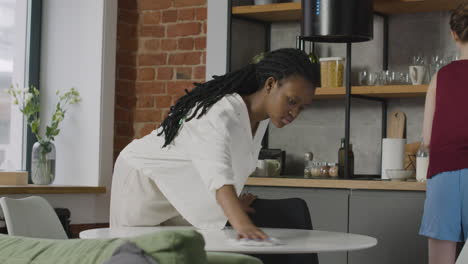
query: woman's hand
216 185 269 240
235 223 269 240
239 193 257 214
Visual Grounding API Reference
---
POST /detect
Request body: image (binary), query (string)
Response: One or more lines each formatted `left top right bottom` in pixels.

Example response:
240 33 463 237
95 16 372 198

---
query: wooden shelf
374 0 465 15
232 1 464 22
247 177 426 191
232 2 301 22
0 185 106 194
314 85 427 99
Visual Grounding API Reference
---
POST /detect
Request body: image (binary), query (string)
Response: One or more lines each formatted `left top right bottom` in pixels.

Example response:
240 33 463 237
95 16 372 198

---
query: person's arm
216 185 268 240
422 73 438 147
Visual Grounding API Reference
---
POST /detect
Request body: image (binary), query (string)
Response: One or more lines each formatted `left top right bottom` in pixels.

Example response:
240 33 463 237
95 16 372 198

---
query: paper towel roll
381 138 406 179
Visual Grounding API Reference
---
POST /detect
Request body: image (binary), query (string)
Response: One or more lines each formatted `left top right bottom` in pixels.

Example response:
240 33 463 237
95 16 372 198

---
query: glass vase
31 141 56 185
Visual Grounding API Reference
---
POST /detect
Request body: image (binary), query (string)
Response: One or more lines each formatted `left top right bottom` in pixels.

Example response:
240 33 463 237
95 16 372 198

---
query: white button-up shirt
110 93 269 230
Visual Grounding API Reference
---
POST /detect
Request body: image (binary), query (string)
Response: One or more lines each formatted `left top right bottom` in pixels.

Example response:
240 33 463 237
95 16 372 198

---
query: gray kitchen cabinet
348 190 427 264
244 186 349 264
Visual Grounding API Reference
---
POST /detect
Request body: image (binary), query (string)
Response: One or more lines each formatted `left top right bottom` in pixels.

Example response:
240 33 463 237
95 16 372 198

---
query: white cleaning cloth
228 237 285 247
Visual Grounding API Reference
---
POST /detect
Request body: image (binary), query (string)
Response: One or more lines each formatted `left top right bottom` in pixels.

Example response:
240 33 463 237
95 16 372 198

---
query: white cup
265 159 281 177
409 66 426 85
255 159 281 177
256 160 267 176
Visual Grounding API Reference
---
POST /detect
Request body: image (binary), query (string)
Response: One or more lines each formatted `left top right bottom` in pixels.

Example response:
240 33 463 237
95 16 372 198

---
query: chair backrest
249 198 313 229
0 196 68 239
248 198 319 264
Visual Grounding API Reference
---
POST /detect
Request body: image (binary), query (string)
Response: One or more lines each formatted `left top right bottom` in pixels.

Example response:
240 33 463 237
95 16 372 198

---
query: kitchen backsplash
231 11 454 175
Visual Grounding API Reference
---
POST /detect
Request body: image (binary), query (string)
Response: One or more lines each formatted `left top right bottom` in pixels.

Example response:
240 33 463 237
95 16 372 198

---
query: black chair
248 198 319 264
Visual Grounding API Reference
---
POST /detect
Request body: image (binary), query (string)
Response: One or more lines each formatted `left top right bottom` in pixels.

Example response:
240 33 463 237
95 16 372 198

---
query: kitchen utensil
409 65 426 85
387 111 406 138
265 159 281 177
386 169 413 181
381 138 406 179
259 148 286 175
255 160 267 176
404 141 420 177
367 72 379 85
358 70 368 86
255 159 281 177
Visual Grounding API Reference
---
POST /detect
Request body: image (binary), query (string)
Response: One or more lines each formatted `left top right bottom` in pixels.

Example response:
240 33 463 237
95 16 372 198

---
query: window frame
0 0 42 176
24 0 41 176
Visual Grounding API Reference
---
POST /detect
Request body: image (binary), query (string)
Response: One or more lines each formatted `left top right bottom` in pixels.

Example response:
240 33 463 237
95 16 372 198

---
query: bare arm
216 185 268 240
422 73 438 147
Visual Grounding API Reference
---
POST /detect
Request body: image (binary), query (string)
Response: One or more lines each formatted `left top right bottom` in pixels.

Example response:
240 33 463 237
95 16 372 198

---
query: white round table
80 227 377 254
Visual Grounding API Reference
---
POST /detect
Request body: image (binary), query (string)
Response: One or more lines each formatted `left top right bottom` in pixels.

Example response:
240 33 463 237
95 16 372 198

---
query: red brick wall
115 0 207 159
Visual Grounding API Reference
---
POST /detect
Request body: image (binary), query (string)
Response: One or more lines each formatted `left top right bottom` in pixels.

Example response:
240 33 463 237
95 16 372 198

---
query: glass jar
31 141 56 185
310 162 321 177
304 152 314 167
329 163 339 177
320 162 330 177
319 57 344 88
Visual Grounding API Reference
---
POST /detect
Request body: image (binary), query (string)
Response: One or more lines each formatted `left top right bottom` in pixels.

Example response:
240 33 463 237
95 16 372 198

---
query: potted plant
6 86 81 184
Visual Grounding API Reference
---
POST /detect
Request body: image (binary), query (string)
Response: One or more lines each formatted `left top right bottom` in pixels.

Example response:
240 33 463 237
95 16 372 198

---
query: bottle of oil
338 138 354 178
308 51 318 63
308 42 318 63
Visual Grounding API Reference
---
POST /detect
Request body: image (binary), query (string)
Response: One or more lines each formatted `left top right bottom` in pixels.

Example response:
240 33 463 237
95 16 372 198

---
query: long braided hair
158 48 318 147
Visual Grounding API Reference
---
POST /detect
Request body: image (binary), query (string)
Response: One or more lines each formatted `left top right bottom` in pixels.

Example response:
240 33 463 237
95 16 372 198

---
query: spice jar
304 168 311 178
320 162 330 177
329 163 339 177
310 162 321 177
320 57 344 88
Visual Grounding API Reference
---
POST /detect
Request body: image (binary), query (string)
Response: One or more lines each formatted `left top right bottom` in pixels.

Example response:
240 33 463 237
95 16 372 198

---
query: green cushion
206 252 263 264
0 230 207 264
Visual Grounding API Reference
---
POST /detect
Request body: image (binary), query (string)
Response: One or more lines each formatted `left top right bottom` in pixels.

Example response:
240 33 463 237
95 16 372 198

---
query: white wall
40 0 114 187
2 0 118 224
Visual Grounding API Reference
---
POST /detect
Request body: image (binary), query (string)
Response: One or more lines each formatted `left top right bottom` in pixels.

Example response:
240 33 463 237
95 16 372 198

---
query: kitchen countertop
246 175 426 191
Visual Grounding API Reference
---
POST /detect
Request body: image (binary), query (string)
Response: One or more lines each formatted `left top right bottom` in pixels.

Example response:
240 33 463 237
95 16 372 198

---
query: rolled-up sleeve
182 109 236 192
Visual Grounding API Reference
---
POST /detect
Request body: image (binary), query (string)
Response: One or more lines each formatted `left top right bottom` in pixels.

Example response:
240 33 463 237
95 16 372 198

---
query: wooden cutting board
387 111 406 138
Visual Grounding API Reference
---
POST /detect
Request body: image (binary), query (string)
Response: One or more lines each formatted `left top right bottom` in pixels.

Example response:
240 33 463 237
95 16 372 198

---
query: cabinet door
348 190 427 264
244 186 349 264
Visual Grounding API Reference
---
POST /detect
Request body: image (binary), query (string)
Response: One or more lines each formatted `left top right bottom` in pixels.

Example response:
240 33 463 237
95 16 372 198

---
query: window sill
0 185 106 194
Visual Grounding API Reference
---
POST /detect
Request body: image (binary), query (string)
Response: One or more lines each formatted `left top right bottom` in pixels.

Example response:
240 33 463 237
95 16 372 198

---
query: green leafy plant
6 85 81 183
7 86 81 145
7 86 81 143
6 85 81 146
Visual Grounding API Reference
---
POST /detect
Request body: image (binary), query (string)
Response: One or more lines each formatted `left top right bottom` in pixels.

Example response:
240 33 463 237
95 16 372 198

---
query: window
0 0 28 170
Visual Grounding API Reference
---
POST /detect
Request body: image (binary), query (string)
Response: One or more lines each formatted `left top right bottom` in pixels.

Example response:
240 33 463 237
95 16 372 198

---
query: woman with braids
110 48 317 240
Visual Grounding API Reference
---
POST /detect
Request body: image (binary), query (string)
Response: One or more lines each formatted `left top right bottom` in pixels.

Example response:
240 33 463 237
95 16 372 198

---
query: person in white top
110 48 317 240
